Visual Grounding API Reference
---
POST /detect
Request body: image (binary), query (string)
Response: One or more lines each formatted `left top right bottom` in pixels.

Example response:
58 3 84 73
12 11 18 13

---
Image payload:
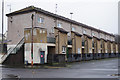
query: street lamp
31 14 34 66
70 12 73 31
70 12 73 19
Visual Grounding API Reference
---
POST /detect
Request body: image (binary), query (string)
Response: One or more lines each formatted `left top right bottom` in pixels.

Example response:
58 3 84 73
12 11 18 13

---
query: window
72 27 75 31
92 32 95 36
51 27 54 33
67 33 70 37
57 23 62 28
98 49 101 53
40 30 42 33
33 29 37 35
106 50 108 53
111 51 113 53
38 17 44 23
78 48 81 54
43 30 45 33
89 48 92 53
62 46 66 53
83 30 86 34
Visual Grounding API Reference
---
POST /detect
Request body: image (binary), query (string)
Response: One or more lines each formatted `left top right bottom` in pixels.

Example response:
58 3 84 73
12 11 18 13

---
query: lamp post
2 0 4 54
31 14 34 66
70 12 73 20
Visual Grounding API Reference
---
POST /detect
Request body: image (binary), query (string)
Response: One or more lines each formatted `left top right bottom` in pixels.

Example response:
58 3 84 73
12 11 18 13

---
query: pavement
1 58 119 79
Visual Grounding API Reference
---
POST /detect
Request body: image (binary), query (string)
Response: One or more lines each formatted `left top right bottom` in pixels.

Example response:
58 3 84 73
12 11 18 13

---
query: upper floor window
83 30 86 34
67 32 70 37
106 36 108 40
92 32 95 36
38 17 44 23
57 23 62 28
51 27 54 33
78 48 81 54
62 46 66 53
72 27 75 31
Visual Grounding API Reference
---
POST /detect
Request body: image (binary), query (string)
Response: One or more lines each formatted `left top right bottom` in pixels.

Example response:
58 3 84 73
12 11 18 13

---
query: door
82 48 84 54
40 51 45 64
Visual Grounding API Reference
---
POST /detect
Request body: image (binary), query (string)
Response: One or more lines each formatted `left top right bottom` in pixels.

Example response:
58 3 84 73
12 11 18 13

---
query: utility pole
2 0 4 54
31 14 34 66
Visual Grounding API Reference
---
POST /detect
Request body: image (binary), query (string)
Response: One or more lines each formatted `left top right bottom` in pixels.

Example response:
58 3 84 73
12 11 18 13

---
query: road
1 58 119 79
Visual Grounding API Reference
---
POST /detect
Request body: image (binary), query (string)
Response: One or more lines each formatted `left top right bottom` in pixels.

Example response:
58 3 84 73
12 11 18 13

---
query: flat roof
6 6 115 37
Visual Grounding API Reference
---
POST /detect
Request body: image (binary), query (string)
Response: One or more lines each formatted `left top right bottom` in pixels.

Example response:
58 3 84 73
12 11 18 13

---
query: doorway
40 51 45 64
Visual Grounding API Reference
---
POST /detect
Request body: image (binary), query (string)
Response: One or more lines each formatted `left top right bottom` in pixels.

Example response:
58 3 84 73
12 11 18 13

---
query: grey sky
0 0 119 34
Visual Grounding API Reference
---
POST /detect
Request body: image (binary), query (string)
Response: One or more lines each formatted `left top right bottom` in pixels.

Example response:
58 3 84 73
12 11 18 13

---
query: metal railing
47 37 55 43
1 37 24 63
11 38 24 54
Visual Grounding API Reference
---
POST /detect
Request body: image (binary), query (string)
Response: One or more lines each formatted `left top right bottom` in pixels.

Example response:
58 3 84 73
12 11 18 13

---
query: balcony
47 37 56 44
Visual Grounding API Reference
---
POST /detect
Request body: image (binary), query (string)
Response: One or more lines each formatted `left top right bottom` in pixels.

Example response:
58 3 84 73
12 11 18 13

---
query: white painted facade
25 43 49 64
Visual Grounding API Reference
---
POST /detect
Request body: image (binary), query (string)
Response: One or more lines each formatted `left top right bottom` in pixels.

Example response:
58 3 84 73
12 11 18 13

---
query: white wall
25 43 48 64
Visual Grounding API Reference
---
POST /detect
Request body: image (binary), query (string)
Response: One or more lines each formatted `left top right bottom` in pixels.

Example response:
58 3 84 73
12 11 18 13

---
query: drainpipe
74 33 76 54
31 14 34 66
2 0 4 54
58 31 59 54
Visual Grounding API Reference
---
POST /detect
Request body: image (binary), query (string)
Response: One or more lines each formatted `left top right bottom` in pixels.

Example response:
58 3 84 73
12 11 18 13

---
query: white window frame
67 32 70 37
83 30 86 34
72 27 75 31
89 48 92 53
51 27 54 33
62 46 66 54
92 32 95 36
43 30 46 33
78 48 81 54
40 30 42 33
38 17 44 23
57 23 62 28
33 29 37 35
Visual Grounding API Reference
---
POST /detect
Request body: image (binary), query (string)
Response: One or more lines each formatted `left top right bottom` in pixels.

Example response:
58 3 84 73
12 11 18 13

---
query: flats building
2 6 118 64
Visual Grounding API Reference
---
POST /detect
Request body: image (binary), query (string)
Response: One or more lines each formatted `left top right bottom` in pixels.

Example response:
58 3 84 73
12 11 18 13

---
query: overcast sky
0 0 119 34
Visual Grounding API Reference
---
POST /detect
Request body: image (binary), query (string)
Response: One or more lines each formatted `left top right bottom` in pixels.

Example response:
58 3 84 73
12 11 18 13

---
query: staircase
1 38 24 64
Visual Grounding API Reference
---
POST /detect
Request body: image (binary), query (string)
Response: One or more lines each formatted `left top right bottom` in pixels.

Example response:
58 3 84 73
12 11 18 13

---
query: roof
6 6 115 37
93 36 100 40
101 38 107 42
84 34 92 39
54 27 68 34
71 31 82 37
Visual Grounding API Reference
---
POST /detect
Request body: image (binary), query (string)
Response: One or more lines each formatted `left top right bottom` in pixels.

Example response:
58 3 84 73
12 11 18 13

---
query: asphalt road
1 58 119 78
